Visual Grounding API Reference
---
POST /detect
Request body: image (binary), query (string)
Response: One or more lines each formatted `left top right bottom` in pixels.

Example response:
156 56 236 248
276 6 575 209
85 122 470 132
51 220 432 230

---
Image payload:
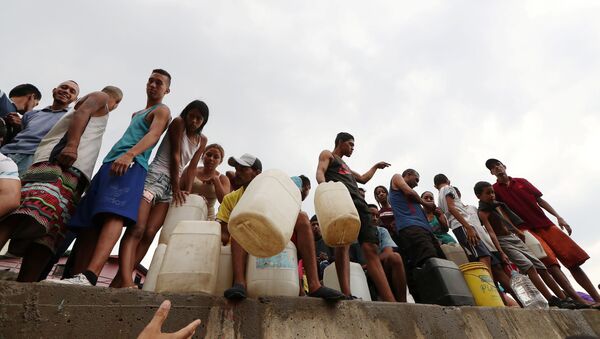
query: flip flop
224 283 247 300
307 286 346 301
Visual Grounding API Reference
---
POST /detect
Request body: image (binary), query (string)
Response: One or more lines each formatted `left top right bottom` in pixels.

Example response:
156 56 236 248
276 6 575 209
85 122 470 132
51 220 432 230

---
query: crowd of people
0 70 598 309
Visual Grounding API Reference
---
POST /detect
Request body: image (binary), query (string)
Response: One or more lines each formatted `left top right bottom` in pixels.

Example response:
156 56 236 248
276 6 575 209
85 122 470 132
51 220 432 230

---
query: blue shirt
1 106 68 155
377 226 397 254
389 186 432 232
103 105 163 170
0 90 17 118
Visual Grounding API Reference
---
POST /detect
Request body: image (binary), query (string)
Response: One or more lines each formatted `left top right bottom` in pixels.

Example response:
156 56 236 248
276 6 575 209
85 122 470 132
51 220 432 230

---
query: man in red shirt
486 158 599 304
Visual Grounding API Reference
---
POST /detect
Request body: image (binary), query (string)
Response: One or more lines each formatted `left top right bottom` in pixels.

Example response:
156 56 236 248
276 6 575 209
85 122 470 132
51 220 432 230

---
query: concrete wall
0 281 598 338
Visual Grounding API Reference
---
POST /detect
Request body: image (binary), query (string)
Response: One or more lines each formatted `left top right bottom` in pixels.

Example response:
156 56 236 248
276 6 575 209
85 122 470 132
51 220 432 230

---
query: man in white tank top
0 86 123 282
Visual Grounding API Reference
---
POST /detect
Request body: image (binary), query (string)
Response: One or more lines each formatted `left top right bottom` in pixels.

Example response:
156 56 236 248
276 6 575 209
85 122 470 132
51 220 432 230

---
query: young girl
181 143 230 220
374 185 398 242
420 191 455 245
112 100 209 288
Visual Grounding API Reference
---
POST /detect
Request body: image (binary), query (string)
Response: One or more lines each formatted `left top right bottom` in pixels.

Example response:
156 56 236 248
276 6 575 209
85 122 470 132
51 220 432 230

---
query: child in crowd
420 191 455 245
111 100 209 288
475 181 582 309
374 185 399 244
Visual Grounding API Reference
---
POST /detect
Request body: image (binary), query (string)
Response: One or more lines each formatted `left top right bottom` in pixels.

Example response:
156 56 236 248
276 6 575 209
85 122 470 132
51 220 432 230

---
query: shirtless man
316 132 396 301
0 87 122 282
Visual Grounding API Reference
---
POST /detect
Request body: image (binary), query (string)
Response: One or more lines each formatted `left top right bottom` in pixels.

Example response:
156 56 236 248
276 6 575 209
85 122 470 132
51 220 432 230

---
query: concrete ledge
0 281 598 338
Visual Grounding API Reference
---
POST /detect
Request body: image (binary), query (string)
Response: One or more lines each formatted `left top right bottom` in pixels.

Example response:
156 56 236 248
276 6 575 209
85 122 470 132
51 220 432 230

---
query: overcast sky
2 1 599 288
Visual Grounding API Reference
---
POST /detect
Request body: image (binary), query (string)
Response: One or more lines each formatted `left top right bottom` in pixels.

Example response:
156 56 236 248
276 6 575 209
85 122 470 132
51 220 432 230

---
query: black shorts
397 226 445 268
353 197 379 245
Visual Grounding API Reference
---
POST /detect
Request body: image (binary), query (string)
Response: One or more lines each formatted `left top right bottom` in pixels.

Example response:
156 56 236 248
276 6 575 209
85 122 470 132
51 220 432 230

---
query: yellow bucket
459 262 504 307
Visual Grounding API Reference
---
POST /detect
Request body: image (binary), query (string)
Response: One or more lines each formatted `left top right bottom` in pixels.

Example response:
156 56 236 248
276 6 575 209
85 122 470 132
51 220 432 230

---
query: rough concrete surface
0 281 598 338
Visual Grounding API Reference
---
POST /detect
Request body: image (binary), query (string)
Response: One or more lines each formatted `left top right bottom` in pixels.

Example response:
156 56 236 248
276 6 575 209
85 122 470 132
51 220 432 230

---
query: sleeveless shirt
324 155 360 199
388 186 431 232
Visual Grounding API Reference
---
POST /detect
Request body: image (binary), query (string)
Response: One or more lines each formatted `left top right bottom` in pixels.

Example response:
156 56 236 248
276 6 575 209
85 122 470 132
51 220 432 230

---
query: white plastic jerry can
214 245 233 296
142 243 167 292
155 221 221 293
323 262 371 301
246 241 299 297
228 169 301 258
523 231 547 259
314 182 360 247
159 194 208 244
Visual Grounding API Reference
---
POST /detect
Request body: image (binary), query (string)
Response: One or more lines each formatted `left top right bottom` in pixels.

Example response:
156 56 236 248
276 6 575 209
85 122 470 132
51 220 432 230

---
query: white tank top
149 132 200 177
33 107 109 181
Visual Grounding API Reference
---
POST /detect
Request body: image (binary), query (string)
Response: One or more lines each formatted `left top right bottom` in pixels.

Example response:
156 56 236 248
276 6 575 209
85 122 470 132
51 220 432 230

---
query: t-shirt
389 186 431 231
324 155 361 199
376 226 397 254
0 90 17 118
465 205 497 252
1 107 69 155
437 185 470 230
0 152 19 180
493 177 554 229
216 187 246 224
314 237 334 261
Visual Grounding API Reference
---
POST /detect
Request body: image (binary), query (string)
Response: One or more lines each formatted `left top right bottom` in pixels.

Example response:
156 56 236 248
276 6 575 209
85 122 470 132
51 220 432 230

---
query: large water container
158 194 208 244
228 170 301 258
214 245 233 296
155 221 221 293
142 244 167 292
322 262 371 301
440 243 469 266
314 182 360 247
523 231 547 259
459 262 504 307
413 258 475 306
246 241 299 297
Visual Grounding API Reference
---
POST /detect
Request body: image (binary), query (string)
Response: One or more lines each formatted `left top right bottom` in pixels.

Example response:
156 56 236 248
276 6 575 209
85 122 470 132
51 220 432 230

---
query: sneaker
548 296 577 309
224 283 247 300
46 273 93 286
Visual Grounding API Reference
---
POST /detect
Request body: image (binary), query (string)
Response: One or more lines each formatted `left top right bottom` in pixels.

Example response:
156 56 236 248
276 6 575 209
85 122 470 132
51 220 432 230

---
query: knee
127 225 145 241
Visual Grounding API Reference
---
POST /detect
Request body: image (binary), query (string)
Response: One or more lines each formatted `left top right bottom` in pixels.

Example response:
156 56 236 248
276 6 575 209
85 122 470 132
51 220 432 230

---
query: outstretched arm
56 92 109 168
316 150 332 184
537 197 571 235
352 161 390 184
111 105 171 176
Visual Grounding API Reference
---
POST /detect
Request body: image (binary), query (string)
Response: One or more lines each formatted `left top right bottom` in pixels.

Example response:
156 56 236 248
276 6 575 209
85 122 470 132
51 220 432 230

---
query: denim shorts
143 170 172 204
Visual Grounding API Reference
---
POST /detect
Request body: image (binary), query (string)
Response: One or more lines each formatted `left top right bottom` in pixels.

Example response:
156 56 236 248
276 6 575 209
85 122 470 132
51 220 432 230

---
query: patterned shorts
8 162 86 255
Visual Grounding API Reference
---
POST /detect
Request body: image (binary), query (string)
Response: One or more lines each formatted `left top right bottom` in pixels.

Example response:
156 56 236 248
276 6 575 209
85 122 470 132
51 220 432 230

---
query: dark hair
402 168 418 177
180 100 209 134
473 181 492 197
433 173 449 187
152 68 172 85
310 215 318 222
9 84 42 100
334 132 354 147
367 204 379 210
420 191 434 198
299 175 310 188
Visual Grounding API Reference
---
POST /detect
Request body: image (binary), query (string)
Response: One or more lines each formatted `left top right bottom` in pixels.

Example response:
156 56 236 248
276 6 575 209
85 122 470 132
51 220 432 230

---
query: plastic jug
155 221 221 293
459 262 504 307
413 258 475 306
440 243 469 266
314 182 360 247
523 231 547 259
142 244 167 292
246 241 299 297
159 194 208 244
323 262 371 301
228 169 301 258
214 245 233 296
510 270 548 309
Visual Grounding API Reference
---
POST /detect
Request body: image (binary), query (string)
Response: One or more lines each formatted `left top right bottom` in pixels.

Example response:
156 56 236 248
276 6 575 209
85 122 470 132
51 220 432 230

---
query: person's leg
38 231 76 281
110 199 156 288
546 265 587 303
538 269 567 299
362 242 395 302
525 267 554 301
67 228 101 277
224 238 249 299
134 202 169 265
0 216 22 251
387 252 407 302
0 178 20 228
491 265 519 305
479 255 492 273
17 243 53 282
86 215 125 280
568 266 600 302
334 245 351 295
294 213 321 293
